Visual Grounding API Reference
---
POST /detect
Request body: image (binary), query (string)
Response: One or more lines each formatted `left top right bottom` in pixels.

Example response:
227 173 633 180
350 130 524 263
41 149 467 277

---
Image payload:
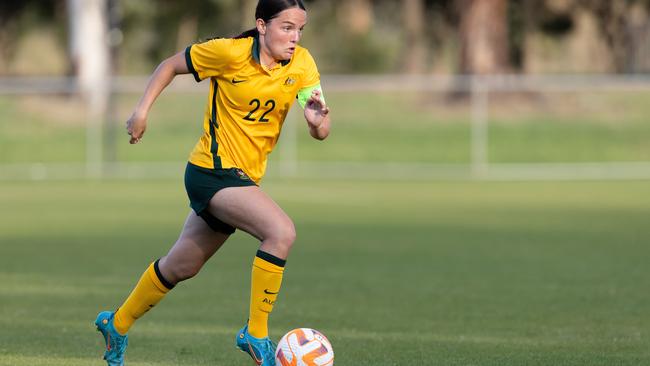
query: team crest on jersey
284 77 296 86
235 169 251 181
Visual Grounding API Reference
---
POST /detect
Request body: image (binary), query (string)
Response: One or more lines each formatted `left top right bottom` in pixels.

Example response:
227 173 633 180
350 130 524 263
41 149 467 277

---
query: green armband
297 84 325 108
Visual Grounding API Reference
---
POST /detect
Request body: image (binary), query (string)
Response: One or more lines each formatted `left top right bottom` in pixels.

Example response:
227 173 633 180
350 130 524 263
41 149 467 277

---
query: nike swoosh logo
264 289 279 295
246 341 263 365
232 78 246 84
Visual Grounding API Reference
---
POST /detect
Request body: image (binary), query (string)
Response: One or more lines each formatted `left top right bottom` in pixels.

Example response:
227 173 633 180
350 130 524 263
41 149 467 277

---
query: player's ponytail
235 29 259 39
236 0 306 39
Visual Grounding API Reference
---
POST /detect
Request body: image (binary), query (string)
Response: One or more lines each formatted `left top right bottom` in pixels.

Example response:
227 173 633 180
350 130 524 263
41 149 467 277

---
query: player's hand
126 111 147 144
304 89 329 129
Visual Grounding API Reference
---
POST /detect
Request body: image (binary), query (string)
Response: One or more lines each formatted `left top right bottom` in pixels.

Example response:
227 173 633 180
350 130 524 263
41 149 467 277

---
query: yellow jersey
184 35 321 183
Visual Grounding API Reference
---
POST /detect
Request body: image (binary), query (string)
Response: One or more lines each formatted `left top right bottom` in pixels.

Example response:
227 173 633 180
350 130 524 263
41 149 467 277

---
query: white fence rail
1 74 650 181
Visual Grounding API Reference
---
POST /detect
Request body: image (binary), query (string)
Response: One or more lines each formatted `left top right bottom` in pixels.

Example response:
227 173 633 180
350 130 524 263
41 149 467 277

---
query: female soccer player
94 1 330 365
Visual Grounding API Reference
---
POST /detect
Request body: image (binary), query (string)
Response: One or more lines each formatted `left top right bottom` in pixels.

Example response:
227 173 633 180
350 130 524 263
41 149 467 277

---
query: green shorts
184 162 257 234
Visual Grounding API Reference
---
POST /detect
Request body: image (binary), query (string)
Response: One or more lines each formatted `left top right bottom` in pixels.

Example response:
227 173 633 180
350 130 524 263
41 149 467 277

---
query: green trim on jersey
252 35 290 67
185 36 321 182
297 84 324 108
252 37 261 64
185 45 201 82
209 80 222 168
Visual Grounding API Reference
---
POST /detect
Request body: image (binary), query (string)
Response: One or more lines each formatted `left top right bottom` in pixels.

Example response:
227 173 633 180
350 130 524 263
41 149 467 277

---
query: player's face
261 8 307 61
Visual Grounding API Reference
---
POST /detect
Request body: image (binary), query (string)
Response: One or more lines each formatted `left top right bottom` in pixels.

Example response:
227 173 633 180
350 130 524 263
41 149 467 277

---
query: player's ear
256 19 266 35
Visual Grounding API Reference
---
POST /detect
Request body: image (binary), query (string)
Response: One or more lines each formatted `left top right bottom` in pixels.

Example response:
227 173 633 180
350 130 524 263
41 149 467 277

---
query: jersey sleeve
185 38 235 82
300 49 321 89
297 50 324 108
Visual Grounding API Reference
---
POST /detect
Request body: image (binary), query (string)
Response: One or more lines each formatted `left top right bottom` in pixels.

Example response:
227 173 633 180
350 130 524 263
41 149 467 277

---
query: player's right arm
126 51 189 144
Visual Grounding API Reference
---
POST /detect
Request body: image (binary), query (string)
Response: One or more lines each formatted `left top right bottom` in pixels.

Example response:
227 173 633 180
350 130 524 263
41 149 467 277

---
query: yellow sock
248 250 286 338
113 260 173 335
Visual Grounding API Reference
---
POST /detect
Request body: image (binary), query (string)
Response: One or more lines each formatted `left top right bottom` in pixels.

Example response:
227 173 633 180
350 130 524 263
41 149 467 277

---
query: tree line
1 0 649 75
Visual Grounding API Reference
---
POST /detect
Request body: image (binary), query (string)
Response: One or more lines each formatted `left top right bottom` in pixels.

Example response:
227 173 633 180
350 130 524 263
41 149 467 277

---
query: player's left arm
301 87 330 140
299 50 330 140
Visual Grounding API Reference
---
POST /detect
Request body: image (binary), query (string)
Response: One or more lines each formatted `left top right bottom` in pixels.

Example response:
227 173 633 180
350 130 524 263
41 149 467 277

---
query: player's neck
258 42 278 70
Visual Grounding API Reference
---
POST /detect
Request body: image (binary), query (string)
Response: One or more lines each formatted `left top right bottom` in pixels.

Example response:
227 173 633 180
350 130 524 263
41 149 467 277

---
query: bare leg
207 185 295 344
109 211 229 337
158 211 230 285
207 186 296 259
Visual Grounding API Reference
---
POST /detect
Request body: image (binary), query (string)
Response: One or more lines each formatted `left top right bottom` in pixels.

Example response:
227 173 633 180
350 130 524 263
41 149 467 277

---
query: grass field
1 178 649 365
2 90 650 166
1 84 649 364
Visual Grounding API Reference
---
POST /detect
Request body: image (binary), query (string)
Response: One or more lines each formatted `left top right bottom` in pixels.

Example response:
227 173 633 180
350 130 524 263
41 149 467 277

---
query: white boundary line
2 161 650 181
1 75 650 182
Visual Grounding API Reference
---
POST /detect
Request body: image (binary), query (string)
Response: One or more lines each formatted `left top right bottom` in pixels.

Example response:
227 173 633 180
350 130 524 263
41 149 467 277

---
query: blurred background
3 0 650 75
1 0 650 180
1 1 650 365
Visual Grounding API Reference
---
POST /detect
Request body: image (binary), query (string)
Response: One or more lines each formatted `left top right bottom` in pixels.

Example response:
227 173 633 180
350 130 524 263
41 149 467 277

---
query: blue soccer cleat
95 311 128 366
236 325 277 366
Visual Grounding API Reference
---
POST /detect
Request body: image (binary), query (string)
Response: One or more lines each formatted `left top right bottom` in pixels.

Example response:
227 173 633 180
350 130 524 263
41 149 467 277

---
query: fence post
68 0 110 178
471 75 489 178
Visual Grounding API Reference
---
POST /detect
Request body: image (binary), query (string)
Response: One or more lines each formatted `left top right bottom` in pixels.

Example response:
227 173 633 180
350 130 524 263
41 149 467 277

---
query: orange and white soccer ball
275 328 334 366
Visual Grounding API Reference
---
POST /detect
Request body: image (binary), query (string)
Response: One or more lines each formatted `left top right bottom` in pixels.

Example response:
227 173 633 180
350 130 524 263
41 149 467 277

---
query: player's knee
284 222 297 248
171 261 202 282
160 243 205 283
268 220 296 250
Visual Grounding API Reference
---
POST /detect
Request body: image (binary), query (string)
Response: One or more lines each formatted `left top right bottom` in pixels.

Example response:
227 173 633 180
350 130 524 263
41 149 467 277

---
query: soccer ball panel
275 328 334 366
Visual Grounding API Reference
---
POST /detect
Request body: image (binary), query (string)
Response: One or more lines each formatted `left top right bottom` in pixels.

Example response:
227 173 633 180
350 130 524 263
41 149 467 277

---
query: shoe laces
110 332 127 355
261 338 277 356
